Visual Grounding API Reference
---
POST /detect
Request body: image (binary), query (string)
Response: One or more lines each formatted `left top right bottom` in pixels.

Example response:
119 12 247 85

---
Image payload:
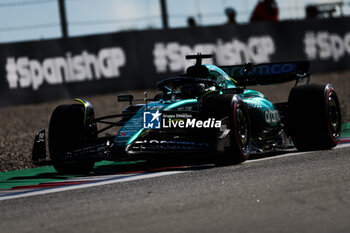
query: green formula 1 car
32 54 341 174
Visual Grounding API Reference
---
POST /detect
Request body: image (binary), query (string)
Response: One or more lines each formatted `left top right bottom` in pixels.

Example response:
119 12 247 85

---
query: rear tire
288 84 341 150
49 104 96 174
204 94 251 165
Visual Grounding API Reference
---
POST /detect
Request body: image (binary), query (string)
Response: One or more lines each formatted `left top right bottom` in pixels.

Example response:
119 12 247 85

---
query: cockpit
156 64 236 100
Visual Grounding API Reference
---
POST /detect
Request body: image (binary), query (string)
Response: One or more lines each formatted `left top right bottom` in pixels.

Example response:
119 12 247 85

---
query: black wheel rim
328 93 340 139
236 107 249 153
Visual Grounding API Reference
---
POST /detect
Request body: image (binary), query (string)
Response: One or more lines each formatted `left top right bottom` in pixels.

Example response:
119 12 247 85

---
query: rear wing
220 61 310 86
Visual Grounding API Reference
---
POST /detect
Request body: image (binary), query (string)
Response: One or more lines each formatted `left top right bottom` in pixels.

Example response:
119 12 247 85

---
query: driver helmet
180 82 206 98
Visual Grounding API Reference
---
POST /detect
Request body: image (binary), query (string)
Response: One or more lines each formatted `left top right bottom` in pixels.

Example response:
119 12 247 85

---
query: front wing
32 118 231 166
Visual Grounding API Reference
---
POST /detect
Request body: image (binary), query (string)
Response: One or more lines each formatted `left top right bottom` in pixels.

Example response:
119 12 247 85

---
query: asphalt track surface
1 146 350 233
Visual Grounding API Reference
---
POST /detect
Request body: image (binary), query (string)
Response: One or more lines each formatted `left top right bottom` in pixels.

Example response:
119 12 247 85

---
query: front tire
204 94 251 165
49 104 96 174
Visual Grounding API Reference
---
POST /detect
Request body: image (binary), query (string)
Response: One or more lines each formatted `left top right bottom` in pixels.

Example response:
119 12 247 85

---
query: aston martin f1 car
32 54 341 174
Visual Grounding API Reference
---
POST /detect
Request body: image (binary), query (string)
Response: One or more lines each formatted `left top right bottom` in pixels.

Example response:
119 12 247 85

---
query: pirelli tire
49 104 97 174
204 94 251 165
288 84 341 150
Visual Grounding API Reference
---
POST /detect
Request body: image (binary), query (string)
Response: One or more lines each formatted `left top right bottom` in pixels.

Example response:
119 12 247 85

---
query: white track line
246 143 350 163
0 171 184 201
1 143 350 201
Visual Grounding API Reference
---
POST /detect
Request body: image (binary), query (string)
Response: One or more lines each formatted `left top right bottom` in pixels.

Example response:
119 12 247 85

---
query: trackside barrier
1 17 350 107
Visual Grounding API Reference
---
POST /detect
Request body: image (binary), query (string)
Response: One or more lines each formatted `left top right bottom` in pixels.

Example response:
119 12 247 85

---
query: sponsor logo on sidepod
265 110 280 123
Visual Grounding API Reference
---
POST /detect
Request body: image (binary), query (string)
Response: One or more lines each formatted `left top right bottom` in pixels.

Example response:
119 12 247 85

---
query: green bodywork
115 99 199 147
114 64 280 149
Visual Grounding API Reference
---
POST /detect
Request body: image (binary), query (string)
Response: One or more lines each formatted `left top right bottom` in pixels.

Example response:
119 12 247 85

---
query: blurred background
0 0 349 43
